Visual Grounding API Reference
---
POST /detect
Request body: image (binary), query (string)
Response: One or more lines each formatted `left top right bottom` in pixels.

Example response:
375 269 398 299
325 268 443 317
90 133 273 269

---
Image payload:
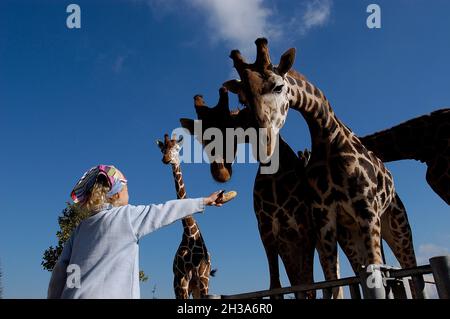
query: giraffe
157 133 216 299
181 88 424 298
180 87 317 299
360 108 450 205
223 38 424 298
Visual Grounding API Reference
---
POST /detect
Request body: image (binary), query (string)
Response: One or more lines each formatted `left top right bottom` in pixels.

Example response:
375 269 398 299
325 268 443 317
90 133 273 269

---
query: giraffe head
156 133 184 165
180 87 251 183
224 38 297 158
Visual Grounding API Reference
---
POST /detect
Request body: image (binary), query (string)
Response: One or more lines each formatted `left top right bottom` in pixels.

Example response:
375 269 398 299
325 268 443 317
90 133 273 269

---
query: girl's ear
107 192 118 206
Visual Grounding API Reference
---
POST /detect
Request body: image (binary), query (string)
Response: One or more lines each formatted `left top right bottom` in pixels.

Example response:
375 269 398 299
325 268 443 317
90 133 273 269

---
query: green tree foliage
42 203 148 282
139 271 148 283
42 203 89 271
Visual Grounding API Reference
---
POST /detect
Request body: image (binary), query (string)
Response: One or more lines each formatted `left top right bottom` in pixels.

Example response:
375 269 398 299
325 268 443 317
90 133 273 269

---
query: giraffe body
360 108 450 205
157 134 214 299
253 138 316 298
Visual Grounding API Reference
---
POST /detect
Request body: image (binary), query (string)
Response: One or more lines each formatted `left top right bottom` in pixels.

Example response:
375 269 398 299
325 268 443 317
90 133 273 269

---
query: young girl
47 165 224 299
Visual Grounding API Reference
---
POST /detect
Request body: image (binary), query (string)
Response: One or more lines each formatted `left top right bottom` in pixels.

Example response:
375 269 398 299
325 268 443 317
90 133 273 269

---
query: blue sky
0 0 449 298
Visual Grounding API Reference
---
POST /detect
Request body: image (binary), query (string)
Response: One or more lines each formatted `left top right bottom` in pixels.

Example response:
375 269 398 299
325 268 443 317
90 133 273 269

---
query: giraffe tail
210 268 218 277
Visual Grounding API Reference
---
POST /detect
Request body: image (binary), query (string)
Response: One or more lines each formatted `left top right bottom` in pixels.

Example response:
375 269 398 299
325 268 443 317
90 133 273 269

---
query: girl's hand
203 190 224 207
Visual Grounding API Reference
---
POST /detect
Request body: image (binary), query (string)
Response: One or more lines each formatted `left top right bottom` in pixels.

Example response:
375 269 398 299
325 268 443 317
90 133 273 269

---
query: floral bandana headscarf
71 165 127 204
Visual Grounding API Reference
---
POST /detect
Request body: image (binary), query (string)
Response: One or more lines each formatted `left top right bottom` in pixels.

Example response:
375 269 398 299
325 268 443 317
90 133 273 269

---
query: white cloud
417 243 449 265
189 0 280 53
141 0 332 55
303 0 332 30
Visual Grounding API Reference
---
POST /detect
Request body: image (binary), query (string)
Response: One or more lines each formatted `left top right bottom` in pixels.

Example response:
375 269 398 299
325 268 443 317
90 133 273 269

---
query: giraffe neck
286 71 354 157
171 162 199 237
258 136 300 172
359 110 449 163
233 107 300 172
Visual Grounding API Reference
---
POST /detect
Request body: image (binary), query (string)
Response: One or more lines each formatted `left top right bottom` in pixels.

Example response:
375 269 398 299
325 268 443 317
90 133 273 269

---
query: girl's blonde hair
83 177 119 214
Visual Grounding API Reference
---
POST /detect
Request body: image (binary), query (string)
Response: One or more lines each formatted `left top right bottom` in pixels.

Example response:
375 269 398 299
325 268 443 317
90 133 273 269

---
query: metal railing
206 255 450 299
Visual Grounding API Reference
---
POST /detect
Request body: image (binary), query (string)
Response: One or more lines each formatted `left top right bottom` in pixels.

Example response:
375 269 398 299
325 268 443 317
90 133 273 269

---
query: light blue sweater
47 198 205 299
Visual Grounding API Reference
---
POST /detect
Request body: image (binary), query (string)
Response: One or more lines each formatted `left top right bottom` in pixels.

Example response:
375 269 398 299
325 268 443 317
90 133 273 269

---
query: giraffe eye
273 84 284 93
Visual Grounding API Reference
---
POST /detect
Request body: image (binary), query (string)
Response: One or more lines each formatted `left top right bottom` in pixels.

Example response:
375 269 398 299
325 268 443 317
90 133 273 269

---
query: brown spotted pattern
157 134 215 299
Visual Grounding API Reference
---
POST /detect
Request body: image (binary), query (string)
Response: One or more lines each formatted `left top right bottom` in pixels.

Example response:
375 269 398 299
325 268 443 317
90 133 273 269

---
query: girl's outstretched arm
128 191 223 239
127 198 206 239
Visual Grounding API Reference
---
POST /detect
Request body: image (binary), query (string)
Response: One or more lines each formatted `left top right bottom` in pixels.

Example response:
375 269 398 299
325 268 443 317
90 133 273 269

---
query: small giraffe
181 88 317 299
157 133 215 299
223 38 423 298
360 108 450 205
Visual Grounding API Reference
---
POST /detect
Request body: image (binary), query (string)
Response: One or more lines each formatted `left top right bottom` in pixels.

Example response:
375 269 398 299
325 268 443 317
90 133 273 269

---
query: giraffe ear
277 48 296 76
223 79 243 95
179 118 195 135
177 135 184 146
156 140 164 149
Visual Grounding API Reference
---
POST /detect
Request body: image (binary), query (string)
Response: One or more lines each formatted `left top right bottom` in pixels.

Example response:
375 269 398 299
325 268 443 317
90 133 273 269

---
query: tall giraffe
157 134 215 299
360 108 450 205
181 88 317 299
223 38 423 298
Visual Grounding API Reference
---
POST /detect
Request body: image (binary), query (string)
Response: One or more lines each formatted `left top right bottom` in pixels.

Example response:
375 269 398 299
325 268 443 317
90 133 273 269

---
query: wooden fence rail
206 255 450 300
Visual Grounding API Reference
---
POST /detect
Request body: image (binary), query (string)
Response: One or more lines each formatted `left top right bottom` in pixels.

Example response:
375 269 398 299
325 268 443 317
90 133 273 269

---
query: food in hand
217 191 237 204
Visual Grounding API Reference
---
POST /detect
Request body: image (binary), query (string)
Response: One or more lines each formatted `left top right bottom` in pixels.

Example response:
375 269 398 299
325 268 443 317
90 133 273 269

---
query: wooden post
389 278 411 299
430 255 450 299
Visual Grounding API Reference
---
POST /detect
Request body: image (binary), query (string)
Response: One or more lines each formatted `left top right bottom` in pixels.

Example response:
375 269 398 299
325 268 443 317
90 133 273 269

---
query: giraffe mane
287 69 308 82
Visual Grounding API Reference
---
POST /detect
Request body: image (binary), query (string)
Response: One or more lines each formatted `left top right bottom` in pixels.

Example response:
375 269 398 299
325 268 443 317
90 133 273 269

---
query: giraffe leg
381 194 425 298
260 235 283 299
280 245 315 299
381 195 417 268
282 260 305 299
197 261 211 299
278 209 316 299
174 274 190 299
337 224 364 273
315 214 343 299
299 207 317 299
191 281 202 299
355 203 383 266
299 240 317 299
336 224 368 299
